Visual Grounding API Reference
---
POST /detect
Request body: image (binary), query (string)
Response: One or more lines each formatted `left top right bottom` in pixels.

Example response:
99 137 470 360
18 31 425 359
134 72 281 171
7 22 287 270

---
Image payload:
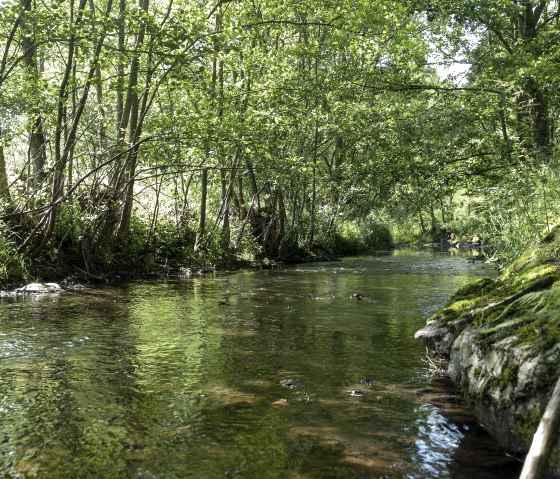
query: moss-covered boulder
415 225 560 477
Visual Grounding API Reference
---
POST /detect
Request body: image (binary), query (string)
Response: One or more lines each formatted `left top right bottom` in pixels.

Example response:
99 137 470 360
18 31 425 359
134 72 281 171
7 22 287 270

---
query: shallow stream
0 250 521 478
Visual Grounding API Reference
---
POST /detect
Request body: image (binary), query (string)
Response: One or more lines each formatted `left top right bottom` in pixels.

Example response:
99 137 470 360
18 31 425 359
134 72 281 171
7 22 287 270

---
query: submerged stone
280 378 301 390
359 378 375 386
348 389 366 397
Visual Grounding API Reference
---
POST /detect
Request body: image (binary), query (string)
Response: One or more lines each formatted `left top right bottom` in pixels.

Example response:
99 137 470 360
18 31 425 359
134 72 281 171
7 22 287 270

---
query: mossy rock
418 223 560 476
449 276 496 303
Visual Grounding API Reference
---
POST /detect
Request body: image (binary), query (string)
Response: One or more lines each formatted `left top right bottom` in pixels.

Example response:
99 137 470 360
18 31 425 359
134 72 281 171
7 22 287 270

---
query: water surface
0 250 521 478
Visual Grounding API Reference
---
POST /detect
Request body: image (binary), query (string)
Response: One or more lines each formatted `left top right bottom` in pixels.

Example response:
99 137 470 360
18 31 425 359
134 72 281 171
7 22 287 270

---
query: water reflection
0 250 520 478
412 378 521 478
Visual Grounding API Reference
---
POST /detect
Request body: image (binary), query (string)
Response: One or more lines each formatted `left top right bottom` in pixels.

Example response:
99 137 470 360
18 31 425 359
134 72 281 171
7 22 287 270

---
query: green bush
0 229 28 283
331 217 392 255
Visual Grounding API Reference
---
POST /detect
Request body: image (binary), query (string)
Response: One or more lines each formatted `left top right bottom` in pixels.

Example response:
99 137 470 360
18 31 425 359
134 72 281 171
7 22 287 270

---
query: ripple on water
0 251 518 478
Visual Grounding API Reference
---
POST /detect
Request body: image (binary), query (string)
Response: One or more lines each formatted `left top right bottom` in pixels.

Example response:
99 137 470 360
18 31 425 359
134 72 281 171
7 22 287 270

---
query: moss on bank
417 224 560 476
430 225 560 345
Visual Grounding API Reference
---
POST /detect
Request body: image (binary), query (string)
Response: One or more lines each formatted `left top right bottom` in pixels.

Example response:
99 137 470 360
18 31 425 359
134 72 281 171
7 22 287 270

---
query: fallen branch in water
422 354 448 376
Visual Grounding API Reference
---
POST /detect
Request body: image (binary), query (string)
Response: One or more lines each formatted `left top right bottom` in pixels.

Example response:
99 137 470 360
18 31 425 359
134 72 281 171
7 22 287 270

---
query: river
0 249 522 478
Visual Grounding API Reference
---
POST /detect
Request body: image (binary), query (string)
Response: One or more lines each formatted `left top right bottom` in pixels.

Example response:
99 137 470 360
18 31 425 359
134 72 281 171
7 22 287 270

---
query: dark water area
0 250 522 478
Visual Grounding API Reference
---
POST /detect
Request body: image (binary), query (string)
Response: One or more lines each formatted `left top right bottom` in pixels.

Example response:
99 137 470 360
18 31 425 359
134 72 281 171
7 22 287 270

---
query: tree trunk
520 375 560 479
308 120 319 247
21 0 47 186
0 144 10 202
276 189 287 255
146 170 163 252
245 158 260 210
27 0 112 257
91 0 108 170
220 169 231 250
116 0 126 129
28 117 47 186
514 2 551 151
116 0 150 241
194 166 208 251
418 210 426 234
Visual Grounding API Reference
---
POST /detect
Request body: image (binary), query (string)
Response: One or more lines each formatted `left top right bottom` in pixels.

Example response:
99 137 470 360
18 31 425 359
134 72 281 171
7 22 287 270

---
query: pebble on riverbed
359 378 375 386
348 389 367 397
280 378 301 390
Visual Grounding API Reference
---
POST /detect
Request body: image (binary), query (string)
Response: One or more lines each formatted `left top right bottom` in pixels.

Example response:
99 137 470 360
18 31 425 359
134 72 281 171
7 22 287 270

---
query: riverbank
0 241 480 293
415 226 560 477
0 241 338 290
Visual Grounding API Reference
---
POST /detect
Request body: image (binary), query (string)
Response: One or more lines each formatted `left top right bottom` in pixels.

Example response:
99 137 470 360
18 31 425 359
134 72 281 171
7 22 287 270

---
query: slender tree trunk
430 204 437 233
220 169 231 250
109 0 131 193
21 0 47 186
28 117 47 186
180 172 193 225
418 210 426 235
66 46 79 199
0 144 10 202
115 0 126 130
276 189 286 255
146 170 163 251
237 175 246 218
194 166 209 251
308 120 319 247
90 0 107 169
27 0 113 257
116 0 150 241
245 158 260 210
0 6 23 85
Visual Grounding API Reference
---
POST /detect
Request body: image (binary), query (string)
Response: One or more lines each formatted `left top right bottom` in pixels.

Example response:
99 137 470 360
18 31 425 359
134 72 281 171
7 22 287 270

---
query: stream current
0 249 522 478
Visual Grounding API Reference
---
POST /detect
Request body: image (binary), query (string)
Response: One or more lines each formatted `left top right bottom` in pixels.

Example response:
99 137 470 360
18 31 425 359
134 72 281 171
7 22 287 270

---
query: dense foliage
0 0 558 280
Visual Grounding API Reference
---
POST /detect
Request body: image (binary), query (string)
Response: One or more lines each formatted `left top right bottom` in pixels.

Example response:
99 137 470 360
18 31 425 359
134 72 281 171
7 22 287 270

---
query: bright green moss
501 363 519 386
449 277 496 303
511 264 557 286
428 224 560 365
511 318 560 354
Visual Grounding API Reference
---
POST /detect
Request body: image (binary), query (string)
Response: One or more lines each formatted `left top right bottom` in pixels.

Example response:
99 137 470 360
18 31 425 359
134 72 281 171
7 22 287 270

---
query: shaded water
0 250 521 478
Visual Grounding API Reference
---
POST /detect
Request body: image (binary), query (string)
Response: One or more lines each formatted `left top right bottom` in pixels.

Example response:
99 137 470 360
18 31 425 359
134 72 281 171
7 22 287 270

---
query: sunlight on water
0 249 520 478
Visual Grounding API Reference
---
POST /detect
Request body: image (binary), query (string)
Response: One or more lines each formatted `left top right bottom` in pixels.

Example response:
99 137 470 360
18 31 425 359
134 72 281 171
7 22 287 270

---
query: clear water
0 250 521 478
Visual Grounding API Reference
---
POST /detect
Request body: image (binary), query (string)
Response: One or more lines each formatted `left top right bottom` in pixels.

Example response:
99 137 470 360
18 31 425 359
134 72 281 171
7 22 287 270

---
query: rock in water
359 378 375 386
348 389 366 397
280 378 301 390
14 283 62 294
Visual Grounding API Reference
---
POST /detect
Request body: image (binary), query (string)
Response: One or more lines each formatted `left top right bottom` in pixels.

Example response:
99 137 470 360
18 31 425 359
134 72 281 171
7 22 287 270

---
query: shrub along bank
0 216 392 287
